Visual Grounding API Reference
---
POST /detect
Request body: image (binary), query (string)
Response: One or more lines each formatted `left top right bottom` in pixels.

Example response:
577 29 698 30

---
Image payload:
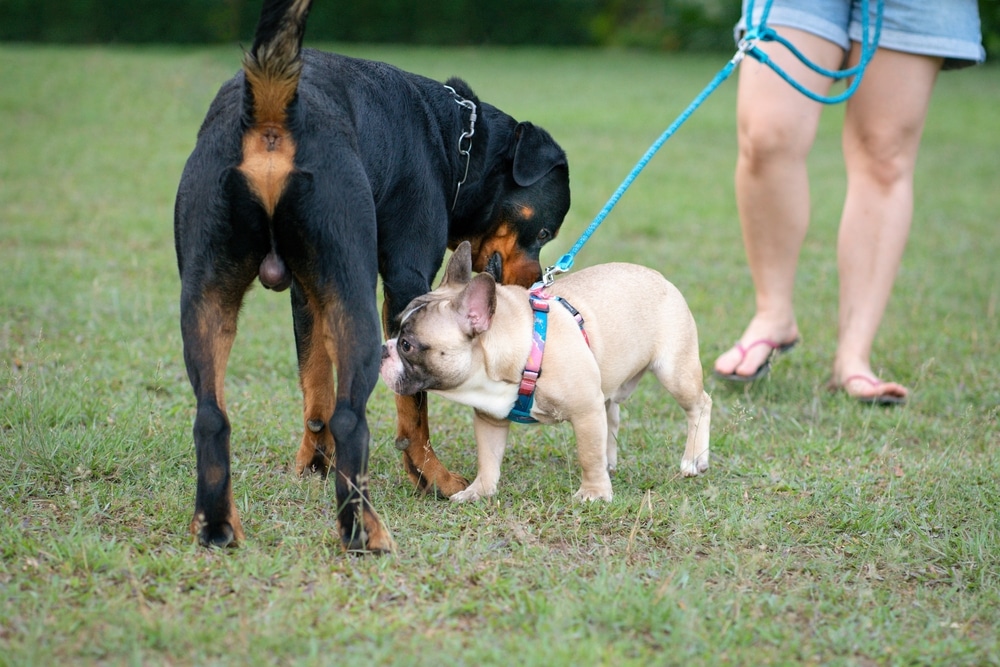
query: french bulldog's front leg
571 410 613 501
451 410 511 502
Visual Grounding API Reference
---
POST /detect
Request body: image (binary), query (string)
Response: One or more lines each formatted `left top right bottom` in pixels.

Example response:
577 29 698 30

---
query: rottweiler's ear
442 241 473 287
455 273 496 336
511 122 568 187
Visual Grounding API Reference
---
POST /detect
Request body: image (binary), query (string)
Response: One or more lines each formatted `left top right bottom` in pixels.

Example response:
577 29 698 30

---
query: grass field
1 42 998 666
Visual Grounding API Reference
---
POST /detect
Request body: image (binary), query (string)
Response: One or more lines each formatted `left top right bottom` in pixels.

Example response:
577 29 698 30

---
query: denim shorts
735 0 986 69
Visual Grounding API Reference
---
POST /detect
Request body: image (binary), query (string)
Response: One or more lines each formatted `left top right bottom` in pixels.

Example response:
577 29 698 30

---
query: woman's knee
737 115 814 171
844 125 920 188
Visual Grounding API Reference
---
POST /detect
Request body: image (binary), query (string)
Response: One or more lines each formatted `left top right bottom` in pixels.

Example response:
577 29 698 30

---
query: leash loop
743 0 884 105
543 0 883 282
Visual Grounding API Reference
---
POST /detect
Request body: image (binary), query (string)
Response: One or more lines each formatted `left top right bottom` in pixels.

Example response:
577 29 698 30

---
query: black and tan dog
174 0 570 551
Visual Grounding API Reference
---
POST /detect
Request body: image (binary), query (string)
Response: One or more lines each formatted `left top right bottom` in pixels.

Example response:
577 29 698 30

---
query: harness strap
507 288 589 424
554 296 589 347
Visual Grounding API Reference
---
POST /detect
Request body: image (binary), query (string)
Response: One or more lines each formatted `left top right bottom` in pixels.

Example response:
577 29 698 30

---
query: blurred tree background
1 0 996 57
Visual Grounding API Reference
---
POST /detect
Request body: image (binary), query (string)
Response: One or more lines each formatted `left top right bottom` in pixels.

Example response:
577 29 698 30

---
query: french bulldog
380 241 711 502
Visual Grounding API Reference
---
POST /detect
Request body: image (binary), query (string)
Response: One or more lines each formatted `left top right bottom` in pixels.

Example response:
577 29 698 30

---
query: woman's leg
714 28 845 379
832 46 942 400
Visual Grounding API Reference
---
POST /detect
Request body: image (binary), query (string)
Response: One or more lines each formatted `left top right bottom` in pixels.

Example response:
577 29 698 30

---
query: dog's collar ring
444 85 477 211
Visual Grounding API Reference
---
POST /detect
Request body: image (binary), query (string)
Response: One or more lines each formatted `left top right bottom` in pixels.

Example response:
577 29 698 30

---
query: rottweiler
173 0 570 551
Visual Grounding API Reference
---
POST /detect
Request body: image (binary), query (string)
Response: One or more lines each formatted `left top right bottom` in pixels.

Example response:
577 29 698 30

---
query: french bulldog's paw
450 487 481 503
450 480 495 503
573 486 613 502
680 453 709 477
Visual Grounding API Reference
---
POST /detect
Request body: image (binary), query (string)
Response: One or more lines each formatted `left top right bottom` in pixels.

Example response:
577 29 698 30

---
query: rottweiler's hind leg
295 272 394 553
291 283 336 475
180 285 251 548
326 317 396 554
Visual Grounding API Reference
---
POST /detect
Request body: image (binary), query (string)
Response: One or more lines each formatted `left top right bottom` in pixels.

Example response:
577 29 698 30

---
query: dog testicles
259 251 291 291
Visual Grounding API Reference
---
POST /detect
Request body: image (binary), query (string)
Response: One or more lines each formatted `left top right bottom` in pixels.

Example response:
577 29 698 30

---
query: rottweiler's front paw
400 446 469 498
426 471 471 498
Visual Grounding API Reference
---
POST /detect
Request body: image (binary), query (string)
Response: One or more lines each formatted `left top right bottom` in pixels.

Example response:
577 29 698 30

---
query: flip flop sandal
713 337 799 383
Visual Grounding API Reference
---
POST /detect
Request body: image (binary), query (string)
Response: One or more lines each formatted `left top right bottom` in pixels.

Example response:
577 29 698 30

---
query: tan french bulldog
380 241 711 502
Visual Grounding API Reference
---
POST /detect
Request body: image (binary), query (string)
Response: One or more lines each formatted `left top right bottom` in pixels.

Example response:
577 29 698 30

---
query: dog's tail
242 0 311 130
239 0 311 290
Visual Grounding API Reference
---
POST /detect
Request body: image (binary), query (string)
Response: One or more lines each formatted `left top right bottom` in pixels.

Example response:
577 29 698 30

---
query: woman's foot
829 373 908 405
713 319 800 382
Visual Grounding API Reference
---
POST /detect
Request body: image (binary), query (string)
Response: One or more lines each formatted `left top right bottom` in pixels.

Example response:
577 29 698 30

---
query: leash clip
541 252 575 286
541 264 564 287
732 32 759 67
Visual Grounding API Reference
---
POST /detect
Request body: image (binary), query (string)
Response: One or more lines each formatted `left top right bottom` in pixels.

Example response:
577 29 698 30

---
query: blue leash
542 0 884 284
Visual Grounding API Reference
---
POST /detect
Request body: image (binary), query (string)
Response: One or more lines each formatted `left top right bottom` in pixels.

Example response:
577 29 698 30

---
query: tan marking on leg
295 304 336 475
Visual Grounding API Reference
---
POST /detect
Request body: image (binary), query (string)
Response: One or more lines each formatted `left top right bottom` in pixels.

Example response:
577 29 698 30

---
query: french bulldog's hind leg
451 410 510 503
678 389 711 477
661 373 711 476
605 399 621 474
650 353 711 476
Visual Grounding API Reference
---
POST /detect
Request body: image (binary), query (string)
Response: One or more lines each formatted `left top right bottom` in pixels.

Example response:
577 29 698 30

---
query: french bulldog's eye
399 338 412 353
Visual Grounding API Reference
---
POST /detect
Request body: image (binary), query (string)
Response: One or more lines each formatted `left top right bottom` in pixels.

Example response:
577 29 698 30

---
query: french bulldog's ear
442 241 473 287
511 122 568 187
456 273 496 336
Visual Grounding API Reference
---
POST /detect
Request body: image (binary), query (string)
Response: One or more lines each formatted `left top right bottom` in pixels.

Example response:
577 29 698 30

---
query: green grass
1 42 999 666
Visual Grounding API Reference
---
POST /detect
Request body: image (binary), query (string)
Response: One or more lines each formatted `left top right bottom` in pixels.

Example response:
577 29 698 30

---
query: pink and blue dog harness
507 285 589 424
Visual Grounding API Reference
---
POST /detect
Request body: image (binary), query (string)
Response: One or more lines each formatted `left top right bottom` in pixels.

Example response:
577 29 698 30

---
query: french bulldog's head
380 242 497 396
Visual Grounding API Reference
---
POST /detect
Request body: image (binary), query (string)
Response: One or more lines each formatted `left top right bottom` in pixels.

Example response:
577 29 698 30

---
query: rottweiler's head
449 87 570 287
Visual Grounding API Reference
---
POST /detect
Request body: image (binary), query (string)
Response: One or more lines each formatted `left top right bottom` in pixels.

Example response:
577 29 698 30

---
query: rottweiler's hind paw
191 512 244 548
339 508 396 555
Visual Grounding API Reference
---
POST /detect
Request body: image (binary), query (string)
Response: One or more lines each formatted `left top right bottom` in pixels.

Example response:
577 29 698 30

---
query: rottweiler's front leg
395 392 470 497
180 288 247 548
379 245 469 497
